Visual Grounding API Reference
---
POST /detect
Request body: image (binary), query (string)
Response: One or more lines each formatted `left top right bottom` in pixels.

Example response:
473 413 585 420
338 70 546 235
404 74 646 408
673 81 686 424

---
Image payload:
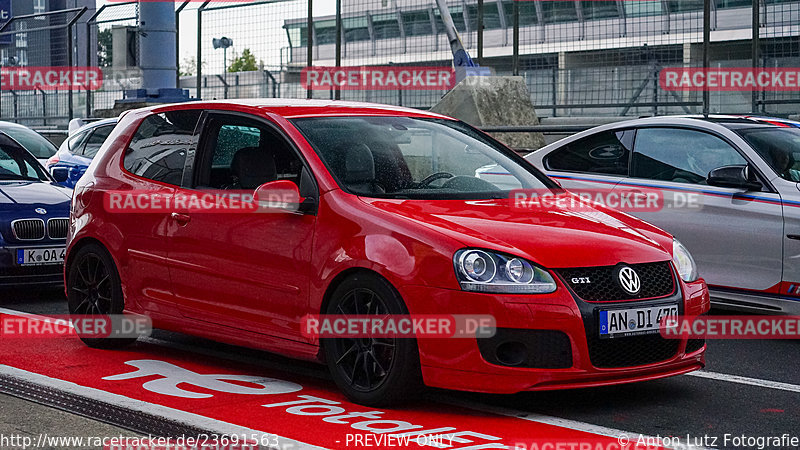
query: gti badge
616 266 641 295
34 208 47 215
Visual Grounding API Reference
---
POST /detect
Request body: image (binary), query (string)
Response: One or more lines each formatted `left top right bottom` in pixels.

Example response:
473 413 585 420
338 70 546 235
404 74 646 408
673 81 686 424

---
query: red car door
110 110 202 316
166 111 317 341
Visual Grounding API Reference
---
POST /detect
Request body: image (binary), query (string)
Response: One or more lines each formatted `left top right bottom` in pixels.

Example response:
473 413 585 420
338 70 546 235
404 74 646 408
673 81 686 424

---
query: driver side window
631 128 747 185
195 116 304 191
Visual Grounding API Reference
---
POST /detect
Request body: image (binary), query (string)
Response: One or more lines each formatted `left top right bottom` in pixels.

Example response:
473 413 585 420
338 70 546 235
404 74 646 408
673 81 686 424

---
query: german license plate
16 247 66 266
599 304 678 338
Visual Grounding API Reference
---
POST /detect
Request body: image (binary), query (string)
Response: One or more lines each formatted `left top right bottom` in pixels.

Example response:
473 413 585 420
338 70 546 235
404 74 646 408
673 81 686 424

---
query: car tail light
46 155 59 168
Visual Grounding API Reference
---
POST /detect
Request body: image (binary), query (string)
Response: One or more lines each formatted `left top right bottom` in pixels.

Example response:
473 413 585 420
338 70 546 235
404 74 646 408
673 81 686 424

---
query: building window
581 1 621 21
314 20 337 45
467 3 503 30
372 13 401 40
34 0 46 15
502 1 538 27
343 17 370 42
402 10 433 37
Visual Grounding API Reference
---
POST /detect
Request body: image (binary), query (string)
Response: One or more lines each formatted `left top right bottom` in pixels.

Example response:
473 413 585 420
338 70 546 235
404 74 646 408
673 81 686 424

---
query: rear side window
545 130 632 176
631 128 747 184
124 110 201 186
82 125 115 158
67 131 90 155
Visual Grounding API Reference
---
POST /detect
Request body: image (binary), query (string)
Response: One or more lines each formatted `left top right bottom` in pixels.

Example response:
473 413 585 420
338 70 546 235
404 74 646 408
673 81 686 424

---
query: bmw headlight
454 249 557 294
672 239 698 282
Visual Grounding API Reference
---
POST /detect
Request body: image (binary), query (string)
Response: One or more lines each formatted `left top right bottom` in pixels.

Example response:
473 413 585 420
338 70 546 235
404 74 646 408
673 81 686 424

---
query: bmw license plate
16 247 66 266
599 304 678 339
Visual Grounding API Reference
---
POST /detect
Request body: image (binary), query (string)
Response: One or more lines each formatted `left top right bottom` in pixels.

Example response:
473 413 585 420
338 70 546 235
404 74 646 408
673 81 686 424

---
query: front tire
66 243 136 349
322 273 422 406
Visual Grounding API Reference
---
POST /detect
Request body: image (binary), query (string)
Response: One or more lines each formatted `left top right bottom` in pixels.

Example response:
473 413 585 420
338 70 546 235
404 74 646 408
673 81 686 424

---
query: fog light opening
495 341 527 367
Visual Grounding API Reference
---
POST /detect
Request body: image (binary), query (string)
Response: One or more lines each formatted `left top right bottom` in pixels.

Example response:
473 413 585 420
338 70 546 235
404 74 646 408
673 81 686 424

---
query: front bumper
401 274 710 394
0 245 65 287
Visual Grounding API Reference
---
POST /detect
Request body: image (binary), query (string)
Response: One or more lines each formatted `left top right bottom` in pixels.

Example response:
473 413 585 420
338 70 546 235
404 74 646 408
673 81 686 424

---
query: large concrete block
430 76 546 151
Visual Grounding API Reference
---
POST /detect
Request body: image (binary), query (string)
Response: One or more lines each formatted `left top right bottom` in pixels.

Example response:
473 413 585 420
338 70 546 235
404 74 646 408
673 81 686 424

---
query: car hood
361 196 673 269
0 181 72 213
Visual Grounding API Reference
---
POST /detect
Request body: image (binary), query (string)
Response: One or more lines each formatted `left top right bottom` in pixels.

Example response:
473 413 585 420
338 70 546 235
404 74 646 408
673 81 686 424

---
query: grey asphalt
0 394 142 450
1 287 798 449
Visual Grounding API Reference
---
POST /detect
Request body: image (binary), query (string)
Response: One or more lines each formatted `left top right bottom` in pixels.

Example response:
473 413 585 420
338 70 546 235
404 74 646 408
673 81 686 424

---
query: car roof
0 121 39 131
618 114 798 130
143 99 453 120
69 118 119 136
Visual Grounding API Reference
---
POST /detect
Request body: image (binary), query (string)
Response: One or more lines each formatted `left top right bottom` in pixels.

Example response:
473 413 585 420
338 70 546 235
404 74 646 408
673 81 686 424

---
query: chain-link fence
2 0 800 126
0 7 88 126
84 0 140 119
184 0 800 118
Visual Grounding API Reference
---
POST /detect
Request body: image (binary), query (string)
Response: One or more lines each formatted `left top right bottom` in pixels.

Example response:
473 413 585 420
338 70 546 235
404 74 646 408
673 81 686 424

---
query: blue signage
0 0 11 46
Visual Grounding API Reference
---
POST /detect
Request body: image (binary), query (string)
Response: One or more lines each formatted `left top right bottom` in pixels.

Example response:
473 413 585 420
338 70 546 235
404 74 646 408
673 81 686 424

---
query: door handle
170 212 191 225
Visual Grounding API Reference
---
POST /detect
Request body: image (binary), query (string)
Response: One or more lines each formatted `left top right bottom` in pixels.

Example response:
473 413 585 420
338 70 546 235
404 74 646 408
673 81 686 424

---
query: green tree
97 28 113 67
180 57 206 77
227 48 259 73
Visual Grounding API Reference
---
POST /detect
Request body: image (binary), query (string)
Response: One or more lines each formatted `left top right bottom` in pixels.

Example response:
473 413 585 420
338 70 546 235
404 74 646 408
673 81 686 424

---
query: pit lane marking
687 370 800 394
0 365 325 450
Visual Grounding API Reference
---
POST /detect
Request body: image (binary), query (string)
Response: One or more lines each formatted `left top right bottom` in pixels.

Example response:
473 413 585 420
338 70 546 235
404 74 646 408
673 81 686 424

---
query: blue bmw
1 132 72 287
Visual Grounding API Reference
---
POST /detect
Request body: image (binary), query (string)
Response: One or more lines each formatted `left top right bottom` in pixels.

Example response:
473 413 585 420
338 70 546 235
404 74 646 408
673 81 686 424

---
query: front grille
47 218 69 239
11 219 45 240
558 261 675 302
587 333 679 368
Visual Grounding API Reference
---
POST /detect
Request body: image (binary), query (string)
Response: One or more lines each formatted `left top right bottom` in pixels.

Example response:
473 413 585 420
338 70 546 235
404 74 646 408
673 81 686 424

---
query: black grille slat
587 332 680 368
12 219 45 240
558 262 674 302
47 218 69 239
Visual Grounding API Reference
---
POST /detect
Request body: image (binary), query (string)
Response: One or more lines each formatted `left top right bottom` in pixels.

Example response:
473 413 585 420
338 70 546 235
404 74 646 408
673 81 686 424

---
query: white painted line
687 370 800 394
0 365 326 450
0 307 71 326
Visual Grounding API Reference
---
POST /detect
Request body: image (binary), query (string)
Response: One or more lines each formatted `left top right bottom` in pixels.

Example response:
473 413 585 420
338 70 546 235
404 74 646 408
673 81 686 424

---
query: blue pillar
123 0 189 102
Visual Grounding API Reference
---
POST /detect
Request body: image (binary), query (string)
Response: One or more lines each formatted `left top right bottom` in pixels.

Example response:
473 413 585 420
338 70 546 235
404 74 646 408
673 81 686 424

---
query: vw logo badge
616 266 641 295
34 208 47 215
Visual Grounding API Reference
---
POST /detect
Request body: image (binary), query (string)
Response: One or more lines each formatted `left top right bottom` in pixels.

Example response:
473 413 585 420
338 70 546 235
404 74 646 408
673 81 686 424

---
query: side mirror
51 167 69 183
253 180 304 213
707 165 762 191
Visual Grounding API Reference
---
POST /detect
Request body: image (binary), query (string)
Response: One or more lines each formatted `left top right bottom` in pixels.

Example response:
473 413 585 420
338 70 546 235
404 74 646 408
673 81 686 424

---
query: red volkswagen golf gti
66 100 709 406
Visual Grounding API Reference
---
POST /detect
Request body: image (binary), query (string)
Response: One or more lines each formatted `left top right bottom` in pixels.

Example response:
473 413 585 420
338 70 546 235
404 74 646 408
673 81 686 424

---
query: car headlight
672 238 698 282
454 249 557 294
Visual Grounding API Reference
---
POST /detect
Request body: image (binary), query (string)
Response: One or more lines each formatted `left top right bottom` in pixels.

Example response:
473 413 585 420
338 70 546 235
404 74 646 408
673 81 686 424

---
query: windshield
737 127 800 182
2 126 57 159
0 134 50 181
292 117 553 199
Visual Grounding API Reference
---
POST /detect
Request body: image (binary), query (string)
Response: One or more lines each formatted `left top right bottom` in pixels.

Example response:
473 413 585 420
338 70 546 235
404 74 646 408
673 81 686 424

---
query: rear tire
66 243 136 349
322 272 423 406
